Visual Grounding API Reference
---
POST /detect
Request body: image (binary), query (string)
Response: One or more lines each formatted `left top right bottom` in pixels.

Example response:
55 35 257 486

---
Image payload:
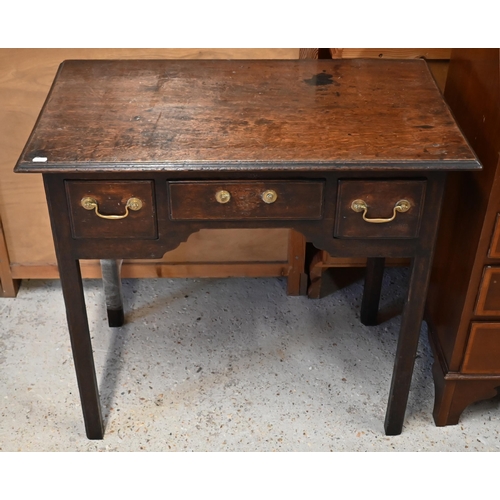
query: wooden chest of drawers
425 49 500 425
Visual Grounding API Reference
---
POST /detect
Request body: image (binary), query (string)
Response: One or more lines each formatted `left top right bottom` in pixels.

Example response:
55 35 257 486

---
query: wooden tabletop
16 59 480 173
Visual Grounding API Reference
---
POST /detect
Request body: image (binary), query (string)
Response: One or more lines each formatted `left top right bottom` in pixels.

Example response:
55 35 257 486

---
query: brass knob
262 189 278 204
215 190 231 204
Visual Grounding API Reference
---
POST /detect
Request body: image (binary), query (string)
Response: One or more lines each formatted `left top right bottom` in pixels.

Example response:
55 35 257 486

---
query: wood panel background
0 49 299 295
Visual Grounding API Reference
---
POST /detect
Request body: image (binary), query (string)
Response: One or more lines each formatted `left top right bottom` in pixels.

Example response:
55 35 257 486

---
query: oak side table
15 59 479 439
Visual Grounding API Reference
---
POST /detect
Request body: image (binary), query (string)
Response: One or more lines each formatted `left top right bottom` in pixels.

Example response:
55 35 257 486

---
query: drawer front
168 180 324 220
475 266 500 316
334 179 426 239
66 181 157 239
462 322 500 374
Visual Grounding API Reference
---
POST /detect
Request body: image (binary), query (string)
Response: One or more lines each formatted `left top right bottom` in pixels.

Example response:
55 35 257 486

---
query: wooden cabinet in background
425 48 500 425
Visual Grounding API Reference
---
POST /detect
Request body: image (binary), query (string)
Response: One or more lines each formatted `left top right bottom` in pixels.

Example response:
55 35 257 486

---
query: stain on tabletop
304 73 339 86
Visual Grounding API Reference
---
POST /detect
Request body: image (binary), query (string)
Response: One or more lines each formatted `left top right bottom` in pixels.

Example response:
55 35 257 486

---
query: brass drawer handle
215 190 231 204
262 189 278 204
351 199 411 223
81 196 143 219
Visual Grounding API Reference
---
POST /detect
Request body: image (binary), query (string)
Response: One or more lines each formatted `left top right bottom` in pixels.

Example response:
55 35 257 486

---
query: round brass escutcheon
81 196 98 211
395 199 411 213
351 199 367 213
262 189 278 204
215 190 231 204
126 197 143 211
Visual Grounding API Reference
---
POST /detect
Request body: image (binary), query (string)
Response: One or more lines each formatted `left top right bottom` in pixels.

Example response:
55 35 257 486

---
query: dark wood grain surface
16 59 479 172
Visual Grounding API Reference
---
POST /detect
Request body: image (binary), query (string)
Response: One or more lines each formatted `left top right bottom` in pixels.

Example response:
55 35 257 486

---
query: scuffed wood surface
17 59 478 172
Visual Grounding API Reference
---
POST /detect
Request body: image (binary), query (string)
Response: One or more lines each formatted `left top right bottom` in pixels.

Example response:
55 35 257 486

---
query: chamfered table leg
360 257 385 326
100 259 124 327
58 256 104 439
384 255 432 436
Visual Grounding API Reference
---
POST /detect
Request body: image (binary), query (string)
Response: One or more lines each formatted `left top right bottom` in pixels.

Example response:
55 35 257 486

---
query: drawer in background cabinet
475 266 500 316
462 323 500 374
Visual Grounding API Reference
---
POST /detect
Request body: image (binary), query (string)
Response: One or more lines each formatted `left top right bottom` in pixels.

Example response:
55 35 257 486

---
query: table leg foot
106 308 125 328
384 420 403 436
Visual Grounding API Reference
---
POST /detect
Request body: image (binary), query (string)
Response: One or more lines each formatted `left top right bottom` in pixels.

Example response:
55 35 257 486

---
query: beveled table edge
14 159 482 174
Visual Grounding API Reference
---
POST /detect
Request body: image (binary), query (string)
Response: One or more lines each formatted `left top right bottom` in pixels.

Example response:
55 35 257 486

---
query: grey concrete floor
1 267 499 451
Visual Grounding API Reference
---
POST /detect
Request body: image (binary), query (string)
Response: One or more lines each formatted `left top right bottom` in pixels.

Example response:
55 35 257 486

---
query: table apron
43 171 446 262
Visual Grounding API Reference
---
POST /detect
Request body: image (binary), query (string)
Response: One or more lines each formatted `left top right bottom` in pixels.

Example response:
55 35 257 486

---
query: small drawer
168 180 324 220
462 323 500 374
475 266 500 316
488 214 500 258
334 179 426 239
66 181 157 239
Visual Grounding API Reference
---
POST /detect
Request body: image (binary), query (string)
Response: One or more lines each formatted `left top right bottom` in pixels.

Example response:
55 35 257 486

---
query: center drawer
168 180 324 220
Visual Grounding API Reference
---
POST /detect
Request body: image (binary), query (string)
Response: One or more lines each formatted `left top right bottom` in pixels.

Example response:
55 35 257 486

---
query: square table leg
384 254 434 435
57 255 104 439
